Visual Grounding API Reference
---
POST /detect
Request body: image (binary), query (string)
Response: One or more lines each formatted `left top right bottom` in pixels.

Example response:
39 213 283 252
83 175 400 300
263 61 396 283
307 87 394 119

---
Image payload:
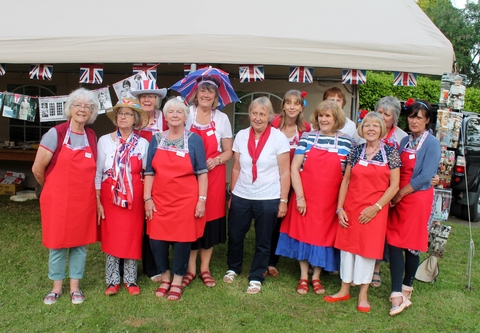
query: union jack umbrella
289 66 313 83
79 64 104 84
133 63 158 80
184 63 208 77
393 72 417 86
342 69 367 85
0 64 5 76
29 64 53 80
170 67 240 110
239 65 264 83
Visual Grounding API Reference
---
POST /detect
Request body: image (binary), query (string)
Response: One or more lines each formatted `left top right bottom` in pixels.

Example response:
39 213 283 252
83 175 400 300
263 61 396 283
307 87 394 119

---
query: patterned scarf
247 125 271 183
111 129 139 209
382 126 399 149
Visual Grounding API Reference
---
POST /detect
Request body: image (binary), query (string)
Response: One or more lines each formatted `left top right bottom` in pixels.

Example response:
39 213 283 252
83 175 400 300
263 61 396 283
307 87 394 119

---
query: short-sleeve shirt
348 143 402 170
40 127 87 153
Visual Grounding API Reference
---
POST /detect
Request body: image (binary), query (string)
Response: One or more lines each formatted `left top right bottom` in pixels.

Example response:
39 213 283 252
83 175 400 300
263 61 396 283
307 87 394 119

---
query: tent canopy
1 0 454 75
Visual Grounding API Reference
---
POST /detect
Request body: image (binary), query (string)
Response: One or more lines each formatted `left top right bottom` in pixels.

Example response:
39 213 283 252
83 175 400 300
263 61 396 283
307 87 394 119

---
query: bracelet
199 195 207 201
144 197 152 203
336 208 344 214
216 156 222 165
280 198 288 204
296 196 304 201
375 203 382 211
96 195 100 199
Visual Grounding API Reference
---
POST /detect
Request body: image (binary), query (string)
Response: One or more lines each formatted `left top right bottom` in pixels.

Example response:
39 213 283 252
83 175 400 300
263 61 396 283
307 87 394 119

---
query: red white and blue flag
239 65 265 83
289 66 313 83
0 64 5 76
133 63 158 80
342 69 367 84
184 64 208 76
393 72 417 86
29 64 53 80
79 64 104 84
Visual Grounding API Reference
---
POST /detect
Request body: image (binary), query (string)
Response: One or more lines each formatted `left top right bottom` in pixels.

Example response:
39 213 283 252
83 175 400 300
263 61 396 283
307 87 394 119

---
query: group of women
33 83 440 314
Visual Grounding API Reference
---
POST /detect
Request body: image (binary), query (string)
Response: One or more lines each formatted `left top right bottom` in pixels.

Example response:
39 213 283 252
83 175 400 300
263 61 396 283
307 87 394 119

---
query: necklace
365 146 379 157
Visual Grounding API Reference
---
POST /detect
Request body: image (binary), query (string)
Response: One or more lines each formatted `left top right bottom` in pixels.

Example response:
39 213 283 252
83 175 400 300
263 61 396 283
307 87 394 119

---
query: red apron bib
335 144 390 259
137 110 168 142
147 130 205 242
100 156 144 259
190 108 226 221
280 132 344 246
40 127 97 248
387 132 432 251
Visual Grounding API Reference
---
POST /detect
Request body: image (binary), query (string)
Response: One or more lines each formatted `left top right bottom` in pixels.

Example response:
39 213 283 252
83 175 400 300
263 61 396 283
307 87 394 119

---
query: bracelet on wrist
216 156 222 165
199 195 207 201
296 196 304 201
144 197 152 203
280 198 288 204
375 203 382 211
336 208 344 214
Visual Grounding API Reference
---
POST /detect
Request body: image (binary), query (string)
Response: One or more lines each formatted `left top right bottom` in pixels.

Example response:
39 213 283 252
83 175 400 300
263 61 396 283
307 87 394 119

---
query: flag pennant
393 72 417 86
184 63 208 76
239 65 265 83
342 69 367 85
0 64 5 76
289 66 313 83
29 64 53 80
79 64 104 84
133 63 158 80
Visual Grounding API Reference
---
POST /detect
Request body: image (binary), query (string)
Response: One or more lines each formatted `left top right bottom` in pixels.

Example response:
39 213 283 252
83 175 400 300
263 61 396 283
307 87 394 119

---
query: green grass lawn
1 196 479 333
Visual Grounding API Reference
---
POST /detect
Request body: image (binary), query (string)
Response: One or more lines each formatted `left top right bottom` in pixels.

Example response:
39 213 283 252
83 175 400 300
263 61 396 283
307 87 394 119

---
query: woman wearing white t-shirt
223 97 290 294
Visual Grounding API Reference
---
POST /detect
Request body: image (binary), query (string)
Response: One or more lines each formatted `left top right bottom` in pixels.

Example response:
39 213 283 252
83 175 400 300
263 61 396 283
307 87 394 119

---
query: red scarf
248 125 271 183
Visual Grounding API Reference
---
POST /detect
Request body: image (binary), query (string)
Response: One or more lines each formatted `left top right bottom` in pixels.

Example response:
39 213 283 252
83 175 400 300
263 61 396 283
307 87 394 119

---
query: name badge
206 130 215 136
359 160 368 166
85 152 92 158
176 151 185 157
409 154 416 160
328 148 338 153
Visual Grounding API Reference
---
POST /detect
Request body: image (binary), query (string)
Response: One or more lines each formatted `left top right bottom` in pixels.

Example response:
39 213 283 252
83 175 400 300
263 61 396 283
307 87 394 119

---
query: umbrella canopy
170 67 240 110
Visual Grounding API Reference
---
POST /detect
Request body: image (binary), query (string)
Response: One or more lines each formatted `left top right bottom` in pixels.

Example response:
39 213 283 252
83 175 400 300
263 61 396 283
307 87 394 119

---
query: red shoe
155 281 171 298
357 305 371 313
323 294 350 302
311 279 325 295
124 283 141 296
105 284 120 296
167 284 183 301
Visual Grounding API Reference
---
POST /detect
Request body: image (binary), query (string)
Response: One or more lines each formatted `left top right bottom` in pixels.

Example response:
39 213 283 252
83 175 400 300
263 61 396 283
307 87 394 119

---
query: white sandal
402 284 414 300
389 291 412 316
246 280 262 294
223 270 237 284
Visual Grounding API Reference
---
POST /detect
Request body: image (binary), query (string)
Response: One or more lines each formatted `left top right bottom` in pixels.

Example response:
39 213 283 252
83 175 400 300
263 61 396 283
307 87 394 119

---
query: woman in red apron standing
95 98 149 296
183 76 233 288
325 112 401 313
144 97 208 301
32 88 99 305
387 100 441 316
275 100 354 295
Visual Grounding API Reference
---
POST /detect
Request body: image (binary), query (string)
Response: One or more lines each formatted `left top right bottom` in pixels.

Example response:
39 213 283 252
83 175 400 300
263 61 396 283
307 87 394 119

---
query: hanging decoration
0 64 5 76
439 72 467 110
79 64 104 84
288 66 313 83
29 64 53 80
239 65 264 83
2 92 37 122
133 63 158 80
393 71 417 86
39 95 68 122
342 69 366 84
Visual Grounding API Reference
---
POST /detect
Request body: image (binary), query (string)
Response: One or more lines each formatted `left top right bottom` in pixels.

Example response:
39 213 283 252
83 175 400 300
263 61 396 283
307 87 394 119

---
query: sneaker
125 283 141 296
104 284 120 296
70 290 85 304
43 291 61 305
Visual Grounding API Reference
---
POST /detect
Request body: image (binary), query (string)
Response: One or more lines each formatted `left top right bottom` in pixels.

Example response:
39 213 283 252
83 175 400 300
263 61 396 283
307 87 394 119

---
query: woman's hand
430 174 440 186
145 200 157 220
358 205 378 224
296 197 306 217
96 202 104 225
195 200 206 218
206 157 218 171
338 210 349 228
277 201 288 218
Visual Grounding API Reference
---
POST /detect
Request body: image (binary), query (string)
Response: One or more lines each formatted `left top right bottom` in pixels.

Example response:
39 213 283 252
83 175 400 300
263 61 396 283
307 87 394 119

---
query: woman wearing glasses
32 88 100 305
95 98 149 297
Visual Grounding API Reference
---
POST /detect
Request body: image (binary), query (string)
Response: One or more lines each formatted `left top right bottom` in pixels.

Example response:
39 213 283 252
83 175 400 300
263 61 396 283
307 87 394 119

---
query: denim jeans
48 246 87 280
149 239 192 276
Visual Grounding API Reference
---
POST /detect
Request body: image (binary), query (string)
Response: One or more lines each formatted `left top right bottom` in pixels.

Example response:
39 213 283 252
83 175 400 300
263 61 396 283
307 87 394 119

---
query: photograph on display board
0 92 3 112
428 223 451 258
436 109 462 148
437 147 455 188
112 72 148 101
432 188 452 222
39 95 68 122
2 92 37 122
438 72 467 110
95 87 112 115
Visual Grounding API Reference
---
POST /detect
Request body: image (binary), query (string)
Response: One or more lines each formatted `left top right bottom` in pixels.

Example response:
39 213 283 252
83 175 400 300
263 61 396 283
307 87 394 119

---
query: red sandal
167 284 183 301
200 271 216 287
155 281 171 298
311 279 325 295
296 279 309 294
181 272 196 287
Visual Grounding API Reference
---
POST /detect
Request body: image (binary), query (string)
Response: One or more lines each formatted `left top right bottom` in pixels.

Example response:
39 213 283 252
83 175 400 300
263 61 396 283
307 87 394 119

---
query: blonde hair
310 100 346 131
357 112 386 139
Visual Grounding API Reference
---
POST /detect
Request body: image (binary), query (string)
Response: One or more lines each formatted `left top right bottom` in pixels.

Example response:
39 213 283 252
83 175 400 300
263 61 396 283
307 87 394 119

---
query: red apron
189 108 226 221
280 132 344 246
147 130 205 242
335 144 391 259
136 110 168 142
100 156 144 259
387 132 432 251
40 126 97 248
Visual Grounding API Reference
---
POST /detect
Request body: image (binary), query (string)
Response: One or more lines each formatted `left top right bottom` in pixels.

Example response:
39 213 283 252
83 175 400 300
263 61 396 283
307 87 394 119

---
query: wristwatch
198 195 207 201
280 198 288 204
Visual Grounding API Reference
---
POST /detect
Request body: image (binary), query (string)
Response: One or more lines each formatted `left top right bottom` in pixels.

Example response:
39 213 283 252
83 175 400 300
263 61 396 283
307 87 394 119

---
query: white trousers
339 250 375 285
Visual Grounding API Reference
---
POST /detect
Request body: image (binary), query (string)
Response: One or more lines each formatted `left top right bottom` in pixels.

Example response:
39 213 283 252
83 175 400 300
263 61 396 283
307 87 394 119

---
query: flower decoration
301 91 308 106
405 98 415 108
357 109 369 124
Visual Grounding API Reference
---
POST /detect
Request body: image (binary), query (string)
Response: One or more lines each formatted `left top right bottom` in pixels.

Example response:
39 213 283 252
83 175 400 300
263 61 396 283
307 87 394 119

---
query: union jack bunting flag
239 65 265 83
133 63 158 80
29 64 53 80
393 72 417 86
184 64 208 76
289 66 313 83
0 64 5 76
342 69 367 84
79 64 104 84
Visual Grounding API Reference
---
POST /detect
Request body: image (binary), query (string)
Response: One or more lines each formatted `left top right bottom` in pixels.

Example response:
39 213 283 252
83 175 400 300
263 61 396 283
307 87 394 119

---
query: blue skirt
275 233 339 271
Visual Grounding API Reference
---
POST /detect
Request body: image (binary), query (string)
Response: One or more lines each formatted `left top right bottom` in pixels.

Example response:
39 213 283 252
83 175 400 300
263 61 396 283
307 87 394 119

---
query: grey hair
249 96 275 122
64 88 100 125
162 97 189 119
375 96 401 126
